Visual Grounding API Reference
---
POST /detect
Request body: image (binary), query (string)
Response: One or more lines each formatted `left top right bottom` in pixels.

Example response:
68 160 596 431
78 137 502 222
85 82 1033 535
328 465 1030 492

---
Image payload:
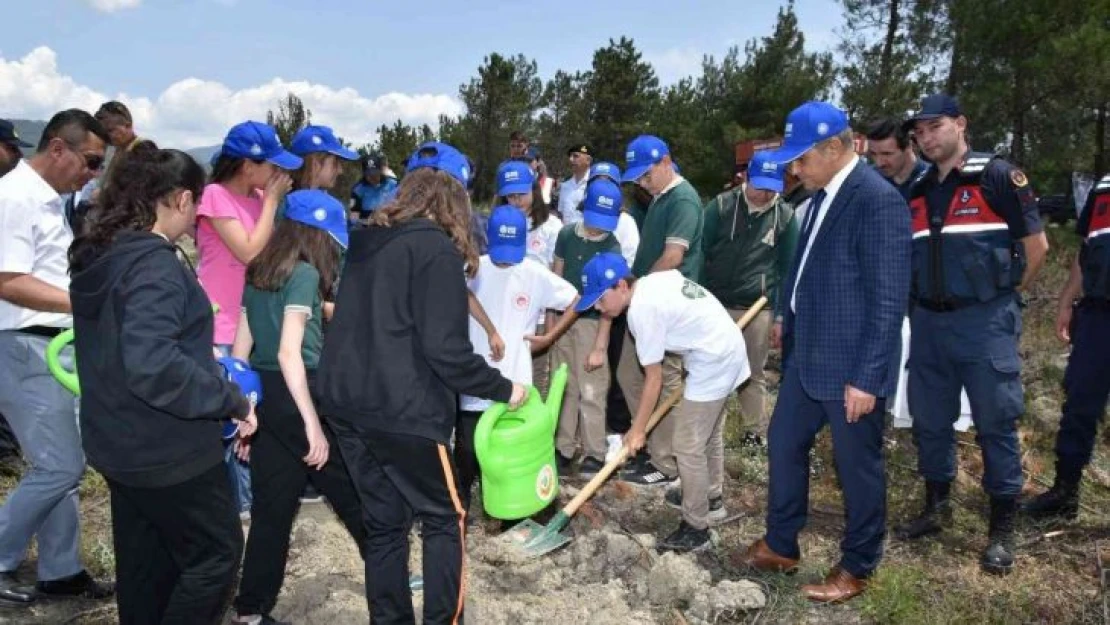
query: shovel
501 296 769 558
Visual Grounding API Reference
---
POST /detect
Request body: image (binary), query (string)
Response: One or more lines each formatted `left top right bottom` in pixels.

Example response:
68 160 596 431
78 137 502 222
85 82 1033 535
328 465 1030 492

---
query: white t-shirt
627 271 750 402
558 174 589 225
0 160 73 330
461 256 578 412
527 214 563 268
614 212 639 267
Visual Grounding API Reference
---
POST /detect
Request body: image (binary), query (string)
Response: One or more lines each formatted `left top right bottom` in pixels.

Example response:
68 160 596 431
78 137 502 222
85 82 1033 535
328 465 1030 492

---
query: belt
15 325 68 339
915 299 977 313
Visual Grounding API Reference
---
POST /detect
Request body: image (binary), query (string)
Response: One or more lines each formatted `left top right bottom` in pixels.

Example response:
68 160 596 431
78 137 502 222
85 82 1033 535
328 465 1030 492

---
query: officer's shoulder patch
1010 169 1029 188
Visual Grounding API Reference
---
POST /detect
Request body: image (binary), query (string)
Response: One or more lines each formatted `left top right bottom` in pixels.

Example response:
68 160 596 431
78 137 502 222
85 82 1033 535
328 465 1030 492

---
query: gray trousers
0 331 84 580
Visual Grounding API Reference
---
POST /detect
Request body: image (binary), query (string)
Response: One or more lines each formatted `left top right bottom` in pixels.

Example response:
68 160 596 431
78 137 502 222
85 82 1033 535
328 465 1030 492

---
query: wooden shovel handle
562 295 768 517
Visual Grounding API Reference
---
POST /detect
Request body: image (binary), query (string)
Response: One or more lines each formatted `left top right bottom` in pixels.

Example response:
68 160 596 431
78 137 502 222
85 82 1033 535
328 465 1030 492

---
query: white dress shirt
557 173 589 225
791 155 859 312
0 160 72 330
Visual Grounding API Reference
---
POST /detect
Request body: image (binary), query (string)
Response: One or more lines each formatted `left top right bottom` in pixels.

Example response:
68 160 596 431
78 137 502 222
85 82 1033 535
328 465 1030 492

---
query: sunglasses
57 138 105 172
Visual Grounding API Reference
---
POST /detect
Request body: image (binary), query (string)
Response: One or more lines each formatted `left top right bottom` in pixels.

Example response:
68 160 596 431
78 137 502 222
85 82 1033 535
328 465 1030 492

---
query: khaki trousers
552 318 609 461
615 329 683 477
728 307 774 435
671 396 730 529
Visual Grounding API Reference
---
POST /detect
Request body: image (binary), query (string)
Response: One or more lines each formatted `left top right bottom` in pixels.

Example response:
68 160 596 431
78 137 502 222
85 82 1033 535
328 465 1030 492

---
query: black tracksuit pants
108 462 242 625
334 421 468 625
454 410 482 514
234 369 366 616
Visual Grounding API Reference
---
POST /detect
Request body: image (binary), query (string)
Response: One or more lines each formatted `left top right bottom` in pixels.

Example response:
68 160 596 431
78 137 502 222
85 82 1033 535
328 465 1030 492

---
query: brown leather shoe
800 566 867 603
734 538 799 573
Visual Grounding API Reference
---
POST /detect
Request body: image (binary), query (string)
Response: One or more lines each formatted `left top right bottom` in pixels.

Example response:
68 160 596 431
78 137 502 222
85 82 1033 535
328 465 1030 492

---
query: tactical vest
909 153 1024 305
1081 175 1110 299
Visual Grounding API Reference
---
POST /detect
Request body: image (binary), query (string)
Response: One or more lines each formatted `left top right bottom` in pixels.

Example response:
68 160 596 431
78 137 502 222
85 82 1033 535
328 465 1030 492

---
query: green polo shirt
630 177 704 281
554 223 621 319
242 262 323 372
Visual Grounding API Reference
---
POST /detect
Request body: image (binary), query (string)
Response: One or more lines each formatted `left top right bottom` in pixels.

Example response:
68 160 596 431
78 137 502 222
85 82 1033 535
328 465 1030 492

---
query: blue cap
289 125 359 160
906 93 962 126
216 356 262 439
588 161 622 183
486 205 527 265
582 179 622 232
496 160 535 196
406 141 471 188
524 147 540 161
283 189 349 249
747 151 784 193
622 135 670 183
220 121 303 170
576 252 630 312
765 102 850 164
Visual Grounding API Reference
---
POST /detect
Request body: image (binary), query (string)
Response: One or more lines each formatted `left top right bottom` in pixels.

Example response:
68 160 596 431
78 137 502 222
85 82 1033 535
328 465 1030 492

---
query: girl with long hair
197 121 301 518
229 190 365 625
68 149 258 625
317 143 526 624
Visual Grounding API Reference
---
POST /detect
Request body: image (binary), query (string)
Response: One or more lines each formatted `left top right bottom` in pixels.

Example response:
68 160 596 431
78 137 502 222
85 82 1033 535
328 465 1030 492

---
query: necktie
799 190 826 244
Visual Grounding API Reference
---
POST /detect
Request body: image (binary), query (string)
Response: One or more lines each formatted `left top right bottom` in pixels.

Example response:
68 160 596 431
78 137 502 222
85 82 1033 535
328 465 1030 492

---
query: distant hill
9 118 220 165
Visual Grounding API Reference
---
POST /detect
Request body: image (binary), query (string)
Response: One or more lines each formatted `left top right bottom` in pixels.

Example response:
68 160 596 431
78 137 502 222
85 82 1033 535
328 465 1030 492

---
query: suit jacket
781 160 911 402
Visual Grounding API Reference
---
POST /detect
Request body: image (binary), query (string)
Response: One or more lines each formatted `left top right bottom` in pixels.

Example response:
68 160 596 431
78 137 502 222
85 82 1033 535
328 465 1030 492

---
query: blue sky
1 0 843 148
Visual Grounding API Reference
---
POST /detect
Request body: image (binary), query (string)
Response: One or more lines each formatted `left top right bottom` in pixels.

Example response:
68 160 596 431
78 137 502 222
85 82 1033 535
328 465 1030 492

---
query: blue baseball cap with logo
588 161 622 183
219 121 303 169
406 141 471 188
576 252 631 312
486 205 528 265
289 125 359 160
216 356 262 439
582 180 622 232
766 102 850 164
747 151 784 193
496 160 535 196
622 135 670 183
283 189 349 249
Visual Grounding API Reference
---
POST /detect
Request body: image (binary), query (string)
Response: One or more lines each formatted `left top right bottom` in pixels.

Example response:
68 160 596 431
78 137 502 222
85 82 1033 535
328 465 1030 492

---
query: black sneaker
578 457 605 477
556 452 573 474
0 571 35 605
300 483 325 504
621 462 677 486
663 488 728 523
659 521 711 553
36 570 114 599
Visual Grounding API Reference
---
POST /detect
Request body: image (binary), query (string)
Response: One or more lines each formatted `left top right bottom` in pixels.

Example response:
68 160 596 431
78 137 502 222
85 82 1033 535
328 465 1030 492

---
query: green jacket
701 187 798 313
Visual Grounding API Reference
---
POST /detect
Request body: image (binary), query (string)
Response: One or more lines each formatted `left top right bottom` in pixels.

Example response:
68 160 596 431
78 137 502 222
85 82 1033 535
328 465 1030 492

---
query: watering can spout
544 363 568 422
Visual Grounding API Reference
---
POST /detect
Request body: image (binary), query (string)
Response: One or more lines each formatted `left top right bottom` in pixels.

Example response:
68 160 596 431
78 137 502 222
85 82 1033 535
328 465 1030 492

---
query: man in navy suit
737 102 911 603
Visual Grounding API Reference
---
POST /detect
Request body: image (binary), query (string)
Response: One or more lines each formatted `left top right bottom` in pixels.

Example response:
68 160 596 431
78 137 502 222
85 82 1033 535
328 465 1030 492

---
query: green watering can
474 363 568 520
46 329 79 396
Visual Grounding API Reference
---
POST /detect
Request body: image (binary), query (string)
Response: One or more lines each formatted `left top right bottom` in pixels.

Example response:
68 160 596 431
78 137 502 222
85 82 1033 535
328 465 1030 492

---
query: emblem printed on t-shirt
514 292 531 311
680 279 707 300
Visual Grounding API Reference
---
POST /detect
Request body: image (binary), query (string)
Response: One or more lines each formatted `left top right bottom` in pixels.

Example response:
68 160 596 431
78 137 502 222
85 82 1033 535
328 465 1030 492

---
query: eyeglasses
59 139 104 172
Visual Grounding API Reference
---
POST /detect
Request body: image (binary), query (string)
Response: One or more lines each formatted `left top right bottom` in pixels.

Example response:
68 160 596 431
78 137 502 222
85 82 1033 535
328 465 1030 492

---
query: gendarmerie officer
1022 173 1110 520
895 94 1049 576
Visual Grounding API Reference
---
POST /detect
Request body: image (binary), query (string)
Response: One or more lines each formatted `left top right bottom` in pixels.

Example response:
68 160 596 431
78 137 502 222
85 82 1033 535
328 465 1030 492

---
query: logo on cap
597 195 615 208
604 268 616 280
503 170 520 181
784 123 793 137
499 224 518 237
650 149 659 158
312 135 323 145
250 144 263 156
626 150 635 160
817 122 829 136
762 161 777 173
313 208 327 222
461 166 470 182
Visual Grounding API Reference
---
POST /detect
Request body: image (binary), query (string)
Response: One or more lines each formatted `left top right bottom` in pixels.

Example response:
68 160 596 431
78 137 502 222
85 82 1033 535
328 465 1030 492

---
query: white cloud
0 46 463 149
644 46 705 86
86 0 143 13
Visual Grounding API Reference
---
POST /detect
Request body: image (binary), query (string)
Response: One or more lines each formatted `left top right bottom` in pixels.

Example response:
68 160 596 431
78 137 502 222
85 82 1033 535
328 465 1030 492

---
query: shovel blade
493 515 572 559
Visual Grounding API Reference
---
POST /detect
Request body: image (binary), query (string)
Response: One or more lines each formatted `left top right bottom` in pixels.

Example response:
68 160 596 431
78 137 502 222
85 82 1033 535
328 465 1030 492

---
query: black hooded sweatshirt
318 218 512 443
70 231 250 488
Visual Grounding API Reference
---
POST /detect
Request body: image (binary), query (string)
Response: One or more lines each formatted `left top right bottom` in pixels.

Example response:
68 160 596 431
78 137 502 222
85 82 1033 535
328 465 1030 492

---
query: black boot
894 480 952 540
1020 467 1080 521
981 497 1017 576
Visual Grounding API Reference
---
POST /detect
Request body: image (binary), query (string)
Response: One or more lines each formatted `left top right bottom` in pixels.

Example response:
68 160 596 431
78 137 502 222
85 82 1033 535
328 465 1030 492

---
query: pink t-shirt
196 183 264 345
